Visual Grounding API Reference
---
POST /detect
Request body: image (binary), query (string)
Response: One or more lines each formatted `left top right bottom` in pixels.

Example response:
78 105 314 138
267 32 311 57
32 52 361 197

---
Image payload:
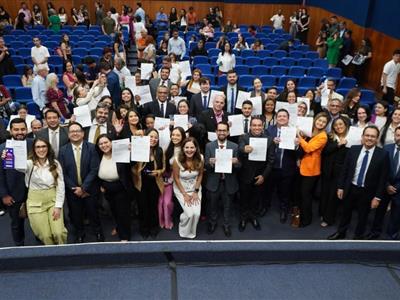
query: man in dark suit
189 77 211 120
205 121 241 237
328 126 389 240
198 94 229 134
149 67 173 101
142 85 176 119
36 109 68 157
238 116 275 232
100 62 121 107
0 119 9 144
0 118 32 246
366 127 400 239
59 122 103 243
84 103 117 144
221 70 245 114
27 119 43 139
266 109 298 223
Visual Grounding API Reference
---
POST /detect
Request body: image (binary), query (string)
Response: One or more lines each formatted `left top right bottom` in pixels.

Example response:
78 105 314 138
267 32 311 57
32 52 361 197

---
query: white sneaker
320 221 328 227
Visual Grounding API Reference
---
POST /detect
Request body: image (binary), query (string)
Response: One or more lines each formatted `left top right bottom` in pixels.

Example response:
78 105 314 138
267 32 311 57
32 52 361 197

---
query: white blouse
25 160 65 208
217 53 236 73
98 156 119 182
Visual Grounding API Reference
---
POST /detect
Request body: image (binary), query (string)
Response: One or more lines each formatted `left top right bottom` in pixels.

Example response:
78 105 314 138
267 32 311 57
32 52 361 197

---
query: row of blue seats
4 35 113 44
11 51 104 65
8 42 111 55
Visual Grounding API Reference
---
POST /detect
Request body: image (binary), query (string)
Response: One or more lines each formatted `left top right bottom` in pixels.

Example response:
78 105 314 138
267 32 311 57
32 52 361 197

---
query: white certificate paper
208 90 225 108
73 105 92 127
321 88 330 107
346 126 363 148
235 91 251 109
112 138 130 163
279 127 297 150
179 60 192 80
140 63 153 80
158 127 171 151
296 116 313 137
5 140 27 170
249 137 268 161
154 117 170 130
134 85 153 105
124 75 136 92
275 102 298 126
228 114 244 136
131 136 150 162
174 114 188 131
249 96 262 116
215 148 233 174
208 132 217 141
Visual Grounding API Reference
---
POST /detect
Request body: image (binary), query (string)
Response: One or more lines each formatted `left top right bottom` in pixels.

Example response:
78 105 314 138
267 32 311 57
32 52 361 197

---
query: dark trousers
382 86 395 105
320 175 340 225
8 202 25 246
207 180 234 227
265 169 294 213
103 181 132 241
300 175 320 226
66 191 102 238
369 194 391 235
387 195 400 238
338 185 372 237
239 180 265 221
138 176 159 235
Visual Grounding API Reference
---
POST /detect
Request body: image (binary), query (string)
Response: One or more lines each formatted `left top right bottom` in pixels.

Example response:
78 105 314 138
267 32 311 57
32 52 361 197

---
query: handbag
19 166 34 219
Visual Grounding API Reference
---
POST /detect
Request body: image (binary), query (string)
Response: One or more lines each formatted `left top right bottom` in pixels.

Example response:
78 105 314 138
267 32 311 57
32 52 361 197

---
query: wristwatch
195 188 200 193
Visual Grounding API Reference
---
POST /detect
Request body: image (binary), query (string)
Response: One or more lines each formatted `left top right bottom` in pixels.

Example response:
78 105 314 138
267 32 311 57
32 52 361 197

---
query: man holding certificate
198 94 229 134
205 122 240 237
238 117 275 232
0 118 32 246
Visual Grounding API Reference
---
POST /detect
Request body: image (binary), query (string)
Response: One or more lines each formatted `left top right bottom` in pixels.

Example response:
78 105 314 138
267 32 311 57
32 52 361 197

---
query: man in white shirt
381 49 400 105
31 64 48 110
113 57 131 88
270 9 285 30
31 37 50 73
168 29 186 60
134 2 145 24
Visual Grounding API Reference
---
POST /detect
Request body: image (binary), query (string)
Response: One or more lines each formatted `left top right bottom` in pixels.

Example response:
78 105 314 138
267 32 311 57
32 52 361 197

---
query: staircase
127 42 138 74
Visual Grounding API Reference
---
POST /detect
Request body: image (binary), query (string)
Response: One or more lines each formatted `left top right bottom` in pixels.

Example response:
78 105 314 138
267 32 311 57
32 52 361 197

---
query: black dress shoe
327 232 346 240
258 207 268 217
223 226 232 237
75 236 85 243
280 211 288 224
207 223 217 235
96 233 105 242
251 219 261 231
365 232 380 240
238 220 247 232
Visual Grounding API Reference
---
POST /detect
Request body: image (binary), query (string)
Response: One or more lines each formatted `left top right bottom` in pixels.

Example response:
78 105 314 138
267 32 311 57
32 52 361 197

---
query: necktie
93 125 101 144
356 150 369 187
161 102 165 118
51 131 58 157
203 95 207 109
161 80 166 86
230 87 235 113
394 147 400 175
244 118 249 133
75 146 82 186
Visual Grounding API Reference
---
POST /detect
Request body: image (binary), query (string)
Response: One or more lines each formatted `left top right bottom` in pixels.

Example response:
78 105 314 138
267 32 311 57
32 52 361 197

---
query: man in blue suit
266 109 298 223
100 62 121 108
328 126 389 240
59 122 103 243
205 121 241 237
0 118 32 246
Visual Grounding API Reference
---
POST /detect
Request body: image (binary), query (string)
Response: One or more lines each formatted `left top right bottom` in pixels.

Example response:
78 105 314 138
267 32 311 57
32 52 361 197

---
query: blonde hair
46 73 58 89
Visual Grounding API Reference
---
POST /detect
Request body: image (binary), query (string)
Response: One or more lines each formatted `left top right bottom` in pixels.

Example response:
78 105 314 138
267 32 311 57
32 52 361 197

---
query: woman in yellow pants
25 138 67 245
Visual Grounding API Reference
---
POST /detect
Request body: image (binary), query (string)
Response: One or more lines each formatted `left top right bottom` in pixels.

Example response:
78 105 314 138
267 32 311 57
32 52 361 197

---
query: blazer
36 126 69 148
204 140 241 194
238 132 275 184
384 143 400 192
321 137 348 179
198 109 229 133
84 121 117 142
142 100 177 119
298 131 328 177
0 139 33 203
189 92 210 120
0 121 8 144
267 125 298 176
107 71 121 107
58 141 100 194
149 78 173 101
338 145 389 200
221 84 246 114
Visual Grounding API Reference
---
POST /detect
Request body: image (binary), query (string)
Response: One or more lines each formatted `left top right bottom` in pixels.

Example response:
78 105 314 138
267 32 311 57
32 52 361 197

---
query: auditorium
0 1 400 299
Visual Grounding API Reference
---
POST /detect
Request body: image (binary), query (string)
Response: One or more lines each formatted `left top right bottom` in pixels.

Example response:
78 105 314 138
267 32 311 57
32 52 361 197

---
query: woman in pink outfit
159 127 186 229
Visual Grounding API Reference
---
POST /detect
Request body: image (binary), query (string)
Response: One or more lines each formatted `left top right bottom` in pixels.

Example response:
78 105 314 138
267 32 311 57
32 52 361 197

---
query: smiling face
314 116 328 131
333 118 347 136
148 130 159 147
68 124 84 143
45 111 60 130
357 107 367 122
178 101 189 114
264 100 275 113
213 95 225 112
362 127 379 149
34 139 48 159
297 103 307 116
253 78 262 91
250 119 264 136
286 80 296 92
287 91 296 104
128 111 139 126
171 129 183 145
121 90 132 103
97 136 112 155
183 141 196 158
276 111 289 126
375 103 387 117
95 107 109 124
10 122 27 140
392 109 400 124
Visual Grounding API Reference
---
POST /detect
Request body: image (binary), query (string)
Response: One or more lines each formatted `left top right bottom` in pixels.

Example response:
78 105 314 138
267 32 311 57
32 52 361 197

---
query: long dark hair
165 127 186 172
145 128 164 169
30 138 59 185
95 133 112 157
380 108 400 145
178 137 203 171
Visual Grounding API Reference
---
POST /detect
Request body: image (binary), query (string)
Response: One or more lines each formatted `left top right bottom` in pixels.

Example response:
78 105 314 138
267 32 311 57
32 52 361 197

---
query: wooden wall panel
2 1 399 92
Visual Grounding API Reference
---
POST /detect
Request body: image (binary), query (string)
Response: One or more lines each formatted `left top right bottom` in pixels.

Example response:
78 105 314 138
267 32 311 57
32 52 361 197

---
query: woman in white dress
173 137 204 239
